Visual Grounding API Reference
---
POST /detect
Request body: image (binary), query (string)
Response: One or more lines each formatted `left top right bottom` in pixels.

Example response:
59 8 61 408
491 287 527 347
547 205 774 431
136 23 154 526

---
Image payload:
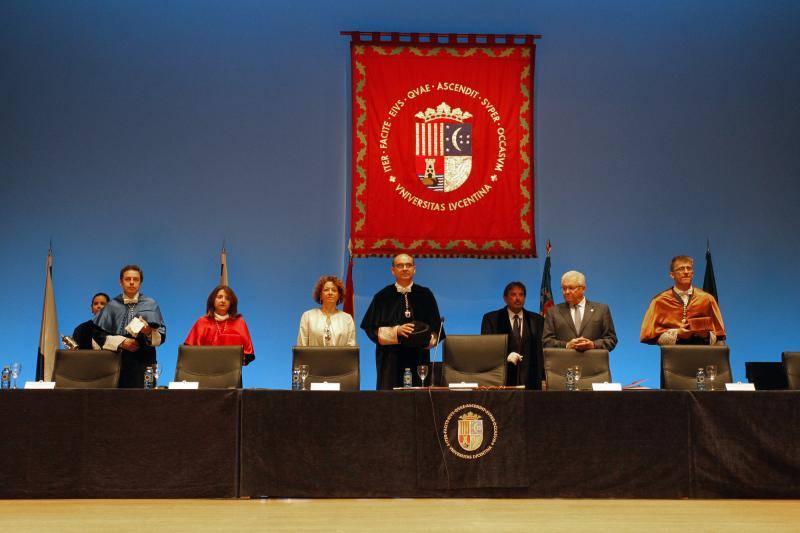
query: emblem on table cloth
415 102 473 193
457 411 483 451
443 403 498 460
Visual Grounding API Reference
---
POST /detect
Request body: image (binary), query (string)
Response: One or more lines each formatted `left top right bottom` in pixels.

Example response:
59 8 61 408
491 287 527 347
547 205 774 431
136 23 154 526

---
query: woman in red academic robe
184 285 255 365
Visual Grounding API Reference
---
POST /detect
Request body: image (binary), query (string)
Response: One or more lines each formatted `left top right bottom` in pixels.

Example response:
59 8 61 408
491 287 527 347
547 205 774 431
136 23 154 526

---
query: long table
0 390 239 498
1 390 798 499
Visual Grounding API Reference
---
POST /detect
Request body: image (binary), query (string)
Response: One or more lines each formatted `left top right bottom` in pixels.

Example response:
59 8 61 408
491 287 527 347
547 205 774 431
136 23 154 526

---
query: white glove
507 352 523 365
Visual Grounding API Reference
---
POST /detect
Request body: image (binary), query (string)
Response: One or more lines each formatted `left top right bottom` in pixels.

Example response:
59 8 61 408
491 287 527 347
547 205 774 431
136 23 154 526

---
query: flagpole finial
545 239 552 257
221 238 227 253
706 237 710 253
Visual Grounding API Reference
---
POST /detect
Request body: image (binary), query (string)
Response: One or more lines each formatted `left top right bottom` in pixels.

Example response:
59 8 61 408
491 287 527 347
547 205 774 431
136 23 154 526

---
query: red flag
343 253 355 317
350 39 536 258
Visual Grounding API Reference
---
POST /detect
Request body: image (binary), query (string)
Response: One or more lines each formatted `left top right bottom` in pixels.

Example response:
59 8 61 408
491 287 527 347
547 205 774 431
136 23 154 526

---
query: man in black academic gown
71 292 110 349
360 254 444 390
480 281 545 389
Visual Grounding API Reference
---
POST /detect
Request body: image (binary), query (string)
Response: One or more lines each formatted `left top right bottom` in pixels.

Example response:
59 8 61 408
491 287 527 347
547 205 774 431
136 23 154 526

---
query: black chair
781 352 800 390
176 345 243 388
660 345 732 390
442 334 507 387
53 349 121 388
291 346 360 390
745 361 788 390
543 348 611 391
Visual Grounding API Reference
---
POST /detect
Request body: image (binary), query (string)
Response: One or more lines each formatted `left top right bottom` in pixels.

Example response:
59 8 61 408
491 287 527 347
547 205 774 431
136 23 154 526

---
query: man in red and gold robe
640 255 725 345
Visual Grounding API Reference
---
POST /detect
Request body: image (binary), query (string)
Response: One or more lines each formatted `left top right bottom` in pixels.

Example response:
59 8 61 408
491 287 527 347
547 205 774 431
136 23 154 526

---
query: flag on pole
539 240 554 316
703 238 718 303
343 241 355 317
36 246 60 381
220 243 229 287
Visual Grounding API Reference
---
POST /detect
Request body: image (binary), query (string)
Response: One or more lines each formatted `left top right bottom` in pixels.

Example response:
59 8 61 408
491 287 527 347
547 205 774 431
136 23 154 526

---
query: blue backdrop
2 0 799 389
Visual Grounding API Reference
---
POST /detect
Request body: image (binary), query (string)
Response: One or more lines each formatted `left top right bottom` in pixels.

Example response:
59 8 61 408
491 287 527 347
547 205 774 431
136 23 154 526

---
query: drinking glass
417 364 429 387
10 361 21 389
572 365 582 391
153 363 163 388
706 365 717 391
299 364 310 390
565 367 575 391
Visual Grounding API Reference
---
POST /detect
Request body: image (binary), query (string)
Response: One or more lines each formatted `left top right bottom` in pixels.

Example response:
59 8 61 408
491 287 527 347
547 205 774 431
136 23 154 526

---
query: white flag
38 248 60 381
220 246 229 286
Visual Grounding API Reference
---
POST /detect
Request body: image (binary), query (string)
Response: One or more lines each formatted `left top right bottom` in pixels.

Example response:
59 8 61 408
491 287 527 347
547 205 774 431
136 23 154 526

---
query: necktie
513 314 521 340
573 305 582 333
123 303 136 330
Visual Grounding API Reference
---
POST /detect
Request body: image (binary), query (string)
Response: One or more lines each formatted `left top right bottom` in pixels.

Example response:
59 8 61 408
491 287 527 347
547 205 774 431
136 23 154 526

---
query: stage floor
4 498 800 532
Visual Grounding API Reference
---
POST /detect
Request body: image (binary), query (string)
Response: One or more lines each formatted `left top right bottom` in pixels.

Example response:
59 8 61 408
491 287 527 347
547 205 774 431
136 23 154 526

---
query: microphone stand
430 316 445 387
427 316 450 489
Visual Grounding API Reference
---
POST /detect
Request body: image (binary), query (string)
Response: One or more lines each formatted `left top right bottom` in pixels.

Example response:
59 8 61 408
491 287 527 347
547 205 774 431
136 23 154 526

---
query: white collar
395 282 414 294
213 313 230 321
571 298 586 309
674 286 694 298
507 308 524 320
123 293 140 305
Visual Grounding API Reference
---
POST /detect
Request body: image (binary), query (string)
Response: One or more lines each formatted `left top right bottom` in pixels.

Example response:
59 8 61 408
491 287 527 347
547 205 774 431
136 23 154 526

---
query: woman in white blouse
297 275 357 347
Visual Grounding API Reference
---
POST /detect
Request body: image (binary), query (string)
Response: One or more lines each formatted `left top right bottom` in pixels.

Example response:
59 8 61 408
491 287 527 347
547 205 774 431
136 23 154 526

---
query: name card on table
168 381 199 389
592 382 622 391
725 382 756 391
310 382 341 391
449 382 479 389
24 381 56 389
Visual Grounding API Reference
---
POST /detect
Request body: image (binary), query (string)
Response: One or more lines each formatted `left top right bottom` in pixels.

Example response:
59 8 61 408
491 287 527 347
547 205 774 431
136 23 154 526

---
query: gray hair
561 270 586 286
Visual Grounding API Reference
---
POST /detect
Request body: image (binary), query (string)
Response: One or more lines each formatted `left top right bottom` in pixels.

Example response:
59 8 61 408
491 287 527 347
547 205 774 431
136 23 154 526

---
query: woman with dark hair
297 275 356 347
184 285 255 365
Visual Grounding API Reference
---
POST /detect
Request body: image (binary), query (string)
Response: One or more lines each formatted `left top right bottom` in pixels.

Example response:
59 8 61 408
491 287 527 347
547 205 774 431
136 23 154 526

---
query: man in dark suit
543 270 617 351
481 281 545 389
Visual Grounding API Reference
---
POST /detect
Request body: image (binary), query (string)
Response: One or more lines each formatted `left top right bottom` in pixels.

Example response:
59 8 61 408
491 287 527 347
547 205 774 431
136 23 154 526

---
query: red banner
350 41 536 257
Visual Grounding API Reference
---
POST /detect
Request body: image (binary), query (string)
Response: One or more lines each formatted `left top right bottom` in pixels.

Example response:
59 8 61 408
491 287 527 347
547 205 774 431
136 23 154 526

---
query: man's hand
507 352 523 365
566 337 594 351
427 333 438 349
120 339 140 352
139 317 153 336
574 337 595 351
397 323 415 338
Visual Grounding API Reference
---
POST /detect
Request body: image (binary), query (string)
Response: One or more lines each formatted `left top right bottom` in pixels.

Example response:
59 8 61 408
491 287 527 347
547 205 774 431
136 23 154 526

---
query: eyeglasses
393 263 415 270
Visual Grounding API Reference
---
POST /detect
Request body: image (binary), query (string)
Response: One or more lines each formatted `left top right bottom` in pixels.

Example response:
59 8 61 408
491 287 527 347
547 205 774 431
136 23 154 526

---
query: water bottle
144 366 154 390
1 366 10 390
565 367 575 391
292 367 301 391
696 367 706 391
403 368 413 388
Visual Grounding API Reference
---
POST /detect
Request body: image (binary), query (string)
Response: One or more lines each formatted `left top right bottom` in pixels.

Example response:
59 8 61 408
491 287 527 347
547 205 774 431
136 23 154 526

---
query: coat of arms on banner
415 103 473 193
457 410 483 451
